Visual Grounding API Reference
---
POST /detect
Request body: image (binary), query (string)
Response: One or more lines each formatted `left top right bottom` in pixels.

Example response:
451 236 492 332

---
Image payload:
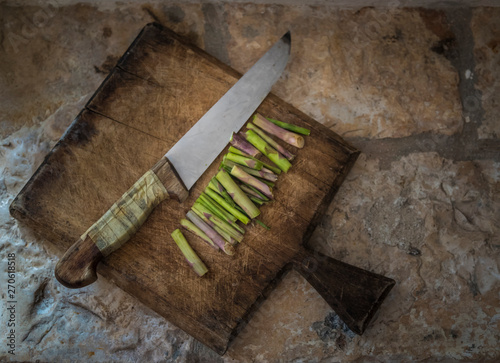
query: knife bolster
152 156 189 202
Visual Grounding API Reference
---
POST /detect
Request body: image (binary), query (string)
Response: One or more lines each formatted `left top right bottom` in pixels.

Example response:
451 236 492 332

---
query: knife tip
283 31 291 45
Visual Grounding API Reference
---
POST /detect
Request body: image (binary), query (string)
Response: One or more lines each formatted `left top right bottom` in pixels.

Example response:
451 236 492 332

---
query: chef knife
55 32 291 289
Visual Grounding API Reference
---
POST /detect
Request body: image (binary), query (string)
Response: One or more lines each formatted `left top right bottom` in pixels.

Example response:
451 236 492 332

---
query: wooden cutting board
10 23 393 354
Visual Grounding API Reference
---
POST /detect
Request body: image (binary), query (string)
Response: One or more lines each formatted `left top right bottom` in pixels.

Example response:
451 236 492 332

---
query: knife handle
55 157 188 288
293 247 395 335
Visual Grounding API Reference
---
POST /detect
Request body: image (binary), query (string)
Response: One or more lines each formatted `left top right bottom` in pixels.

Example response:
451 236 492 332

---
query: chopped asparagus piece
230 133 261 157
230 165 273 200
205 188 250 224
230 145 282 174
243 130 292 173
253 113 305 148
249 196 266 205
192 202 244 243
247 122 295 161
266 117 311 135
239 183 269 201
171 229 208 276
200 192 239 225
216 169 260 219
225 152 263 170
222 157 278 182
180 218 216 249
186 211 234 255
209 177 235 206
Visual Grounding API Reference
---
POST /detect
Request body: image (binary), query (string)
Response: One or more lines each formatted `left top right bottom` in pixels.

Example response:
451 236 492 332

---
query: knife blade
55 31 291 288
166 32 290 190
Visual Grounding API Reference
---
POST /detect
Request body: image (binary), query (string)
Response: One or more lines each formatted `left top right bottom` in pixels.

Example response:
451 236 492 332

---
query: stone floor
1 2 499 362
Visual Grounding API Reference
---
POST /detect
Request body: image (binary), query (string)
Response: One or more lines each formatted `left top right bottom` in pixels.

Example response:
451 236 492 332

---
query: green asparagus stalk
191 206 237 245
249 196 266 206
229 145 282 174
216 169 260 219
225 152 263 170
230 133 261 157
257 178 275 188
192 202 244 243
242 130 292 173
228 146 250 157
266 117 311 135
199 193 245 234
200 192 237 223
230 165 273 200
197 195 226 222
234 204 250 219
209 176 224 194
223 165 275 188
204 188 250 225
180 218 217 250
208 177 235 206
198 193 236 223
253 113 305 148
186 211 234 255
222 158 278 182
209 177 253 220
221 165 233 175
247 122 295 161
239 183 269 201
213 226 235 245
259 173 278 183
261 167 275 174
196 196 244 238
171 229 208 277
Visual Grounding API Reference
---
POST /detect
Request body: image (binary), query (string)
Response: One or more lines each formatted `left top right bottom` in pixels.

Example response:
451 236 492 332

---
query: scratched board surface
10 23 359 354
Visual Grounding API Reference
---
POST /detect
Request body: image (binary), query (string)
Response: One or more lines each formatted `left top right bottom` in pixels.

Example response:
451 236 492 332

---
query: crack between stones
348 133 500 169
443 8 485 137
344 8 498 168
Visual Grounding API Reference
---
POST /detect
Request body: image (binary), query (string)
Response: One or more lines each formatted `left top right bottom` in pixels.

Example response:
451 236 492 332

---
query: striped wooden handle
55 157 188 288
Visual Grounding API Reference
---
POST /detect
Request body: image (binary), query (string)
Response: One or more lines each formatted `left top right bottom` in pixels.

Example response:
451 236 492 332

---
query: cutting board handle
55 157 188 288
293 247 395 335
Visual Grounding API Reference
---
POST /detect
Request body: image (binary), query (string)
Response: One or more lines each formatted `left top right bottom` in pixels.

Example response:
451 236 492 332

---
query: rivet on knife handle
55 157 188 288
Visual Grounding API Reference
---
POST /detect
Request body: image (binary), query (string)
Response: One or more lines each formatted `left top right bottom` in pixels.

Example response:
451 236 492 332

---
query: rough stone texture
0 3 499 362
471 8 500 139
225 6 463 139
308 152 499 361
